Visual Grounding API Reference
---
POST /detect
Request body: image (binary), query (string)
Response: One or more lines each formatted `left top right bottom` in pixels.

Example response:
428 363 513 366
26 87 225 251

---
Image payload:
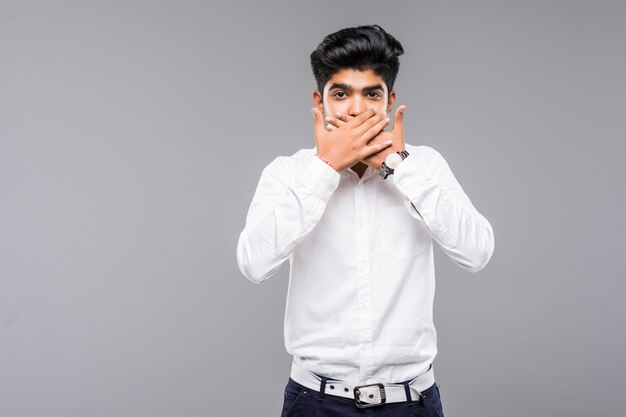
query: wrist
378 150 410 180
315 153 338 172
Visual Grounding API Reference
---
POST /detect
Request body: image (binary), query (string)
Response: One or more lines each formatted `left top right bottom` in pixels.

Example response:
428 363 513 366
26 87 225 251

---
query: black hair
310 24 404 101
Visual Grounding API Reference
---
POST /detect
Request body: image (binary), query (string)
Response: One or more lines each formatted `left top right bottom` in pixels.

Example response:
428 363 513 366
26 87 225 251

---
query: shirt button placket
354 183 373 382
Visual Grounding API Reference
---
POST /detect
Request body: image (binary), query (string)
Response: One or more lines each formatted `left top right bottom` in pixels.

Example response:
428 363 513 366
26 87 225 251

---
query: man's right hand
312 107 392 172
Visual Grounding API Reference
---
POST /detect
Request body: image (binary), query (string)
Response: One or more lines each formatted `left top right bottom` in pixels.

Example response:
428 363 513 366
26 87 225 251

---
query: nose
348 97 365 117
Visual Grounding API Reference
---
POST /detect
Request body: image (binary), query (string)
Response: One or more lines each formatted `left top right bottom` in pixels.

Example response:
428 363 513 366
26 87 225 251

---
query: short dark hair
310 24 404 101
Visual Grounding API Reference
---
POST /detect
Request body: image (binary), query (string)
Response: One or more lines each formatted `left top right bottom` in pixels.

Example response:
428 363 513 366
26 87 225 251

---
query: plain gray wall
1 1 624 416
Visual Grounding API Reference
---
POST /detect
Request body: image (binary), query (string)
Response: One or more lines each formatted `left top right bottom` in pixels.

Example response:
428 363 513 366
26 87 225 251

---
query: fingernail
325 117 331 122
384 117 390 123
311 108 316 117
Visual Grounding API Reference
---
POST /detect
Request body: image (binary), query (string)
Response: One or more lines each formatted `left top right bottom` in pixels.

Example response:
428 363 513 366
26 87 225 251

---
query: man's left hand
325 105 406 170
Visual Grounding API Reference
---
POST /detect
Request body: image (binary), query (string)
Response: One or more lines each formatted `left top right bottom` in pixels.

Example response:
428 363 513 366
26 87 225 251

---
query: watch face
384 152 403 169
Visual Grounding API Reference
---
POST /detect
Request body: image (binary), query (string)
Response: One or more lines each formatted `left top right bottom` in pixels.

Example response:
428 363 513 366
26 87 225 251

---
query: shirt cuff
299 154 341 202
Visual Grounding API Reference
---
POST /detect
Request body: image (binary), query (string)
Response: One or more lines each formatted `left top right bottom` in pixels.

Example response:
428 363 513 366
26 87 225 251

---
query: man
236 24 494 417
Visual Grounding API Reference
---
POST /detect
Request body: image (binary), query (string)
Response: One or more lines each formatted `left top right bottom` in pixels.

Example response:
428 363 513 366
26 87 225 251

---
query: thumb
393 105 406 133
312 107 325 138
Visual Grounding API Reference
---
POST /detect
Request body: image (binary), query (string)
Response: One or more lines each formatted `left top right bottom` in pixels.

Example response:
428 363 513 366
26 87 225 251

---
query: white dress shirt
236 143 495 385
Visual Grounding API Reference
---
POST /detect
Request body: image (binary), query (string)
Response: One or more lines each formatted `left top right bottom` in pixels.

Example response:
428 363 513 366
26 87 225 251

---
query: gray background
1 1 624 416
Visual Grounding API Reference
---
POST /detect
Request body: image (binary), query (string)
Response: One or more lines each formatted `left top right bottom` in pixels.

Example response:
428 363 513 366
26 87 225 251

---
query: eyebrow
328 83 384 93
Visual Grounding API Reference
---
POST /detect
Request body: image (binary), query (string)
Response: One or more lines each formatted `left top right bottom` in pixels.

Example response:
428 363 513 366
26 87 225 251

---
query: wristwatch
379 150 409 179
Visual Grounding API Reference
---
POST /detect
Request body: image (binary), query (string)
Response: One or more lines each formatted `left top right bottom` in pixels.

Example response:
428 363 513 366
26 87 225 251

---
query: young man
237 25 494 417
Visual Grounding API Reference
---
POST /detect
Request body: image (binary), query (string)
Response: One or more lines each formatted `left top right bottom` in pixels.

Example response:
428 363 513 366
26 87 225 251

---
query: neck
351 162 367 178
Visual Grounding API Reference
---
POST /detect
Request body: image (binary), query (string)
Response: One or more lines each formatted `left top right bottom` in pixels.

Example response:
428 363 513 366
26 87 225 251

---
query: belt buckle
353 383 386 408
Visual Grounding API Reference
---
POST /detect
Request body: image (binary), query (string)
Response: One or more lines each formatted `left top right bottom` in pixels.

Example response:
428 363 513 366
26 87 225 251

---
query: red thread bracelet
315 153 334 169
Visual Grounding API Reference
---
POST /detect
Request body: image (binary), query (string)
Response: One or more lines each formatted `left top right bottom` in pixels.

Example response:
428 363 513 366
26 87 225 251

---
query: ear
312 90 325 114
387 90 397 114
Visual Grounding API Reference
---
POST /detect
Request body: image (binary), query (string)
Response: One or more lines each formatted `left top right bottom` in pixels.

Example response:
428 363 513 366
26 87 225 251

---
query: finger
325 115 347 128
359 114 389 143
312 107 326 138
393 105 406 134
348 108 378 129
336 112 355 123
362 140 393 158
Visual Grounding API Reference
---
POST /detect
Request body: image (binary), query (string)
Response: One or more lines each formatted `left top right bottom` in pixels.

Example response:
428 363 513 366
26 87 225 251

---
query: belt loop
403 381 412 402
317 376 328 401
402 380 416 407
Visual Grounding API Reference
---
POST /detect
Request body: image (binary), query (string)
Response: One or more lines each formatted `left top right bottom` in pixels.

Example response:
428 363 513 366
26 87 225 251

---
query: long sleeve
392 147 495 273
236 154 341 284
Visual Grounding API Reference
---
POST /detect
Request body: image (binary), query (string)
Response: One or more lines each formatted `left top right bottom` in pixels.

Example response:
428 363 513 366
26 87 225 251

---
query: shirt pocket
377 206 431 260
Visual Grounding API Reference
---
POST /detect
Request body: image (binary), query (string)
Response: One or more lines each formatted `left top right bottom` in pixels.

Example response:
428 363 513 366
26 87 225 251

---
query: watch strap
379 162 393 179
379 150 410 179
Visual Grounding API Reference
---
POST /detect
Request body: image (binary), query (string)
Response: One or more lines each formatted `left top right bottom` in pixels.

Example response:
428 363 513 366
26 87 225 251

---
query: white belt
289 359 435 408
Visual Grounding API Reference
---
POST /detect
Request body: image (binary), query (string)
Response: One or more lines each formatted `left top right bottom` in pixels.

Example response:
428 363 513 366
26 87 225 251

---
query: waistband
289 359 435 407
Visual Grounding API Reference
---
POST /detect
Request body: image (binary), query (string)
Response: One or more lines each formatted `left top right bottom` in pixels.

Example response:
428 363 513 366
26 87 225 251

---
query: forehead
326 68 386 89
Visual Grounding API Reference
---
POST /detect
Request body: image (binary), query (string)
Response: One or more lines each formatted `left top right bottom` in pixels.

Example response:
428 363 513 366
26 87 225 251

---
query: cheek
325 102 350 118
368 103 387 114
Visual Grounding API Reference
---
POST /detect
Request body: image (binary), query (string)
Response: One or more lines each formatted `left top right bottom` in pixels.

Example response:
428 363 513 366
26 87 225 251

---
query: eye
333 91 347 99
368 92 382 99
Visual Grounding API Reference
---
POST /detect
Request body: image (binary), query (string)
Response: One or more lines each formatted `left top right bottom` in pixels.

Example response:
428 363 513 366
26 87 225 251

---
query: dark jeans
280 376 445 417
